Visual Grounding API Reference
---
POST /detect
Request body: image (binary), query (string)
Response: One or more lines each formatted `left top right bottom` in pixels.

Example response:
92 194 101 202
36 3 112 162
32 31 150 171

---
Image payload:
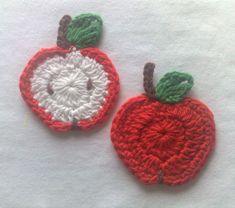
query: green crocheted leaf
156 71 194 103
66 13 103 48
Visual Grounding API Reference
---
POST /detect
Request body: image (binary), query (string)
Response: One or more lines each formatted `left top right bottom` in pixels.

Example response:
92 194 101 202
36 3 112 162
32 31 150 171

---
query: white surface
0 0 235 207
31 50 109 123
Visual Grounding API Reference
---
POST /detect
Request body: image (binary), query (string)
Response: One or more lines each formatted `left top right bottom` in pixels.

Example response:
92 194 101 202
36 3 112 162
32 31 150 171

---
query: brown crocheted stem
143 62 156 98
57 15 72 49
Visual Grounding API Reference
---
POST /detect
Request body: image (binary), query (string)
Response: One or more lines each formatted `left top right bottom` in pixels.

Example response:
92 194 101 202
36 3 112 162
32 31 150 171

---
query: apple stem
57 15 72 49
143 63 156 99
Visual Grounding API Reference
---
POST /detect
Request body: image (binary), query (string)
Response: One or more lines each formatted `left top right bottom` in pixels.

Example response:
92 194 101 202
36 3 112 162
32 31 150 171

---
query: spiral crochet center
141 118 184 149
30 50 109 123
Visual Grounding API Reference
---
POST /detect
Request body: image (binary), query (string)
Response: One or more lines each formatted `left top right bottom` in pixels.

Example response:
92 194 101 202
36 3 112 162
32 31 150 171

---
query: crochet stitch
19 14 119 131
111 63 215 185
66 13 103 49
57 15 72 49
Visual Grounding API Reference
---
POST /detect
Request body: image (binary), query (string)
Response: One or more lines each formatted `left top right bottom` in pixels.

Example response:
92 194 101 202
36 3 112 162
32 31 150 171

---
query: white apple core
30 50 109 123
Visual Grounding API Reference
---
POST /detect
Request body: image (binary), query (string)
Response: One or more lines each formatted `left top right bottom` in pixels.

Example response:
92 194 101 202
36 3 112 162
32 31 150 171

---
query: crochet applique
111 63 215 185
19 14 119 132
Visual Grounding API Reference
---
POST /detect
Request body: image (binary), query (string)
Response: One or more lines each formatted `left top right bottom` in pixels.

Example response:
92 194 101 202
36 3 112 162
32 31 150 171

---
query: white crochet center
30 50 109 123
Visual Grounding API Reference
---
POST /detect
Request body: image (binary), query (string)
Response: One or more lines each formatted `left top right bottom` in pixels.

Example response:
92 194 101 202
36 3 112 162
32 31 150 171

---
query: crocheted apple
19 14 119 132
111 63 215 185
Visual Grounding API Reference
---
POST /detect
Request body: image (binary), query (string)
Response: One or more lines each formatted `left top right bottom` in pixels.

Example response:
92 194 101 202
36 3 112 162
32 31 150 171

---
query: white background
0 0 235 207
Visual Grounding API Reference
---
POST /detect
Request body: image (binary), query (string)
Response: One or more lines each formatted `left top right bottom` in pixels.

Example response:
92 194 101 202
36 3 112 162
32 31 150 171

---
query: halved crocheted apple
19 14 119 131
111 63 215 185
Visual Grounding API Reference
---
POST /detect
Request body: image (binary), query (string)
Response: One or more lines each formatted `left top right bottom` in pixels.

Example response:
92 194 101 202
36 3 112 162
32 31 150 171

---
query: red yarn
79 48 119 129
19 47 119 132
111 95 215 185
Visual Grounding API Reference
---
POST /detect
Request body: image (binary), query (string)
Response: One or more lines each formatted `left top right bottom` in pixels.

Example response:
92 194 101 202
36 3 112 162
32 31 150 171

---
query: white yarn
30 50 109 123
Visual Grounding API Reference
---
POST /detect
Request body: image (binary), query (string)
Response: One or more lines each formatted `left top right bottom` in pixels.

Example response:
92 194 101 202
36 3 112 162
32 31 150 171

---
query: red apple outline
19 47 119 132
111 64 215 185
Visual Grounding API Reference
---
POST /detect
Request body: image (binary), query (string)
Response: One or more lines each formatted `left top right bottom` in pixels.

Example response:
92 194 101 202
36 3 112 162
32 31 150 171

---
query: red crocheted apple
111 63 215 185
19 14 119 132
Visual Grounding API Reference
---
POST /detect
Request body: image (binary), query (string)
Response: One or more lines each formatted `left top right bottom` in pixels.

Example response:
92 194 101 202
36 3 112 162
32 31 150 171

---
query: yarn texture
111 63 215 185
57 15 72 49
19 14 119 131
156 71 194 103
31 49 110 123
66 14 103 48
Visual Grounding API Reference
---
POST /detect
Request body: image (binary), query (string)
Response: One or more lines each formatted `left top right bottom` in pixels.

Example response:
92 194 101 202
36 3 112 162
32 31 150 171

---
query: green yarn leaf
156 71 194 103
66 13 103 48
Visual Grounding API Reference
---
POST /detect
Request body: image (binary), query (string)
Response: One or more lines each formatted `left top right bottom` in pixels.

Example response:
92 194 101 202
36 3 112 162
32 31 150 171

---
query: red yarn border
111 95 215 185
19 47 119 132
